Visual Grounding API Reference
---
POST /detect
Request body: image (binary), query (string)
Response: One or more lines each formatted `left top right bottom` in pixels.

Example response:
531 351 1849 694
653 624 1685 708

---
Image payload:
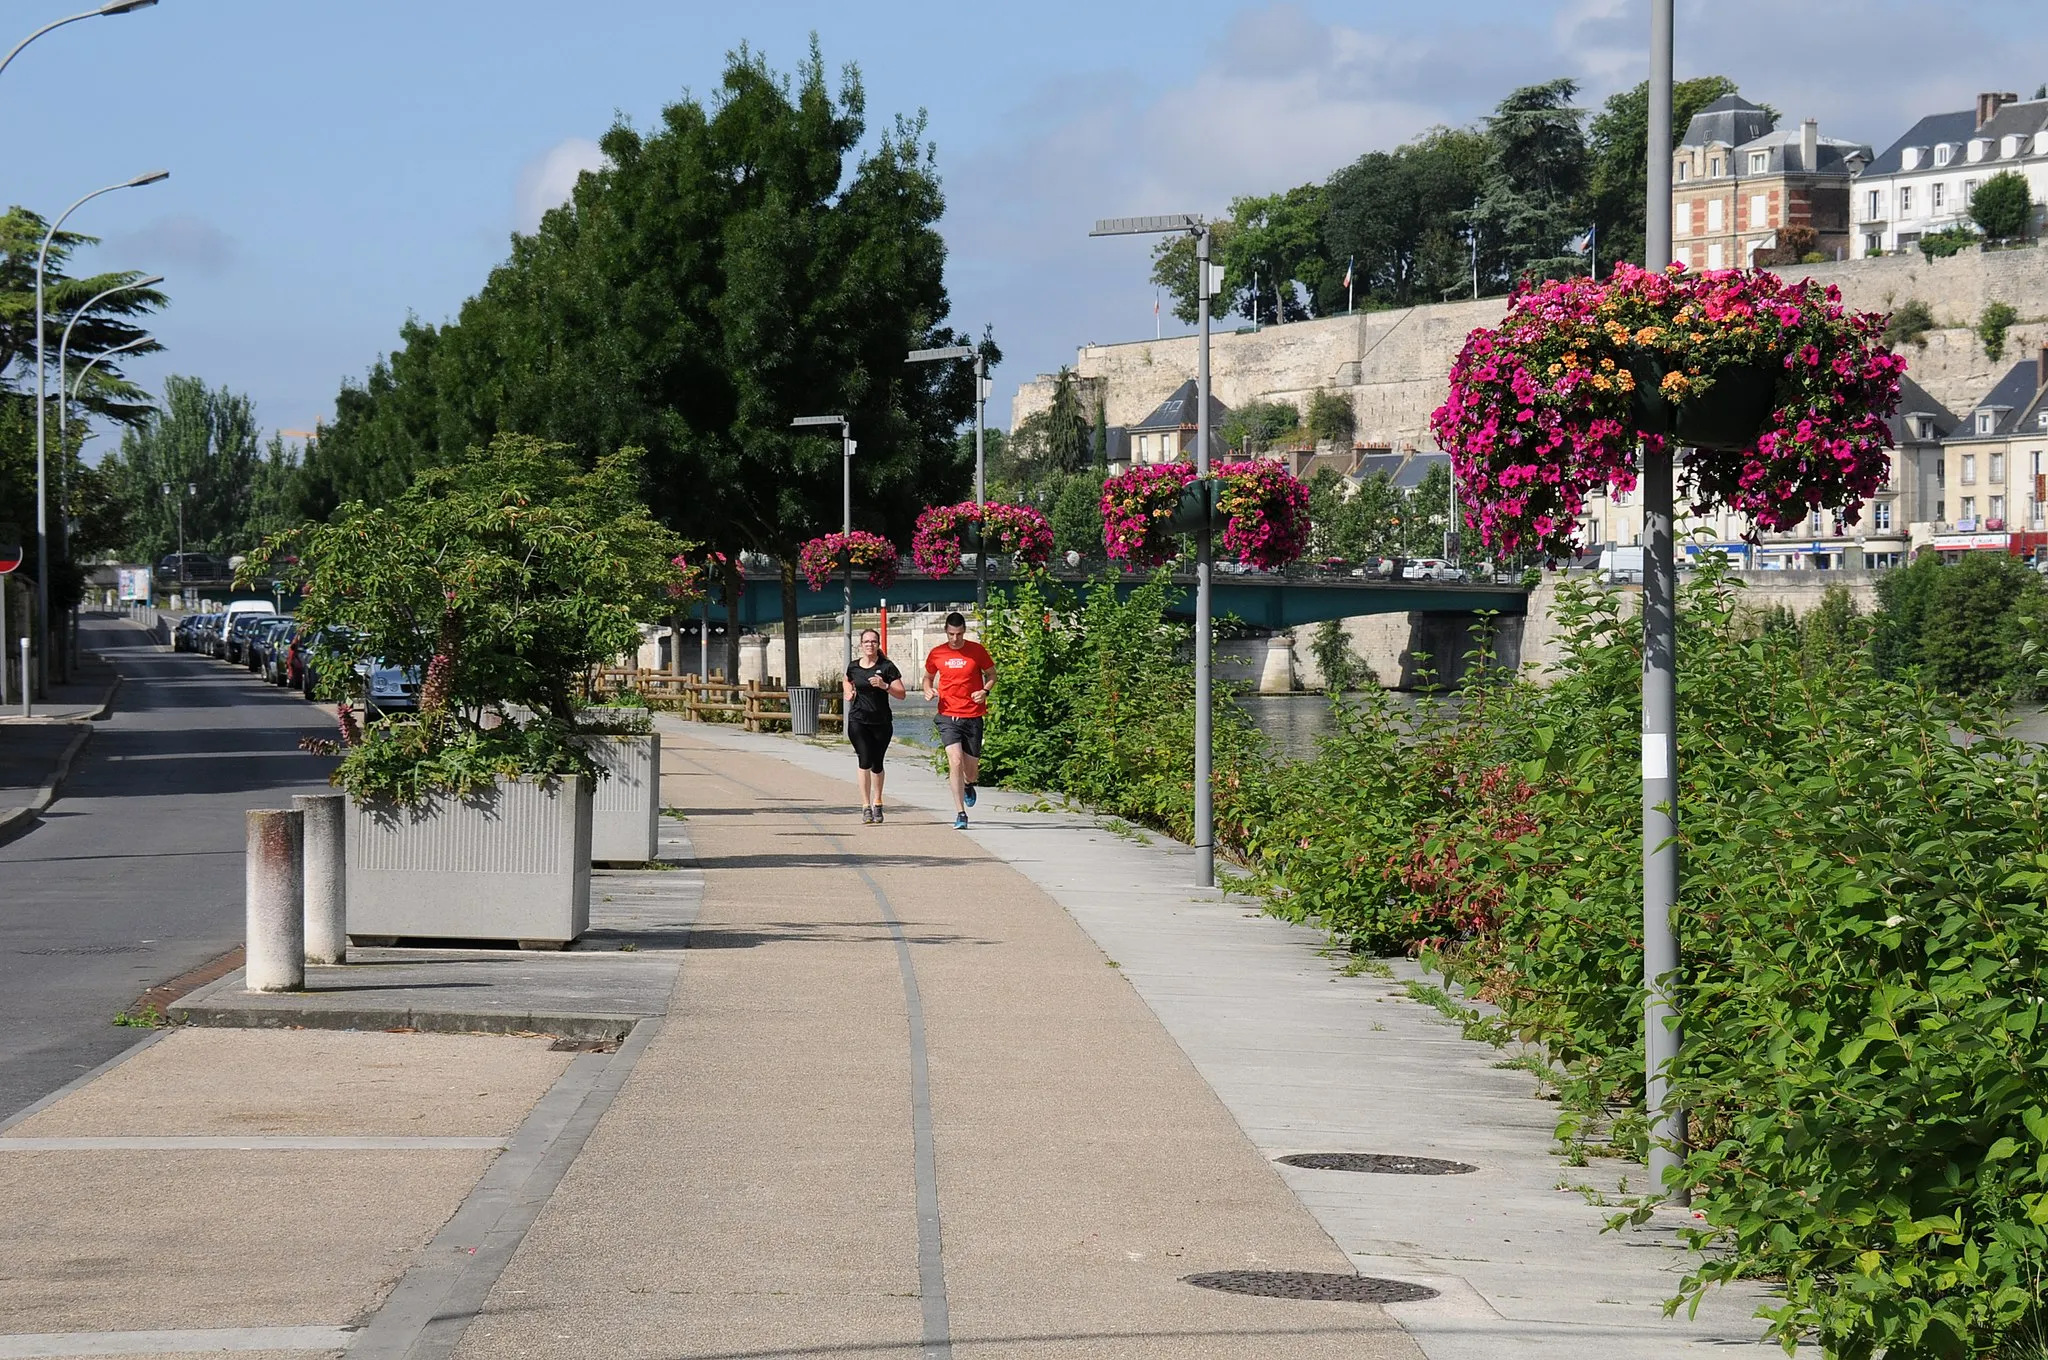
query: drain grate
1184 1270 1438 1303
1277 1152 1477 1176
548 1038 620 1053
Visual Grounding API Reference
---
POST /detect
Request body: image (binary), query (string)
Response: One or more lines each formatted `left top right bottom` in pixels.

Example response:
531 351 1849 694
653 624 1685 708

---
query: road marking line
0 1326 353 1357
0 1135 507 1151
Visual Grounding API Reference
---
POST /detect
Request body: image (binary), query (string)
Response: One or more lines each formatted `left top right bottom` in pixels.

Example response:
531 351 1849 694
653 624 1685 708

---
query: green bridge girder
717 570 1528 632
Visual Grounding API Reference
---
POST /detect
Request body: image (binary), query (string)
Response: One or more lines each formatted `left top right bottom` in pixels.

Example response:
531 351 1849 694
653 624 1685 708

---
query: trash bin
788 684 820 737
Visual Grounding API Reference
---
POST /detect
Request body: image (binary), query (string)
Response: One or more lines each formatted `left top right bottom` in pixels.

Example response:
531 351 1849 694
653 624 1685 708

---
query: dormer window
1977 409 1998 435
1748 150 1770 173
1709 155 1724 176
2004 135 2025 158
1902 147 1922 170
1676 161 1690 183
1934 143 1953 166
1969 138 1990 162
2038 411 2048 430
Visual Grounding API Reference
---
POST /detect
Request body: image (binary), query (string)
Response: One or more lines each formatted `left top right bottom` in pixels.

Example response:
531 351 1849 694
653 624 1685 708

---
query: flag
1342 256 1354 289
1568 226 1596 256
1153 292 1160 316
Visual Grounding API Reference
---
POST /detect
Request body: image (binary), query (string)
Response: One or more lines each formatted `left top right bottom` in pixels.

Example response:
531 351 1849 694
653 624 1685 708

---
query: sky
7 0 2046 462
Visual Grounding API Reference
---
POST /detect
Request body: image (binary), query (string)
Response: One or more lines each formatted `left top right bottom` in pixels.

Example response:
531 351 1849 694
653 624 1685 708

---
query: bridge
714 568 1529 632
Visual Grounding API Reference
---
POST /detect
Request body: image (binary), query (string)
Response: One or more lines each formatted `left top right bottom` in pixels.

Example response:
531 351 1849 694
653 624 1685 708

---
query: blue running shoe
964 783 977 808
953 812 969 830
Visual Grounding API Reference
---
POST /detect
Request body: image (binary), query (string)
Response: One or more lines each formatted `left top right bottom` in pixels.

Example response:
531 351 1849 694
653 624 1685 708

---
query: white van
1598 545 1645 584
211 599 277 654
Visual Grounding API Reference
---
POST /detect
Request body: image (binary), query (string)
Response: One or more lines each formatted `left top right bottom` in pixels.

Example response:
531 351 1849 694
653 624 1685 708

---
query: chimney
1977 91 2019 129
1800 118 1818 171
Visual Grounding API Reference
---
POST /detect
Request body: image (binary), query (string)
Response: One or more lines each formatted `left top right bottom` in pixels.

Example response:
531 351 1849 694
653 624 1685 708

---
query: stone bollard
245 809 305 992
294 793 347 966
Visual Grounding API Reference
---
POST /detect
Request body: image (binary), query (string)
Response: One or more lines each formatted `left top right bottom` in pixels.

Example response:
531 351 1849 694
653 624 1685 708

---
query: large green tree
97 376 261 566
308 42 978 682
1321 126 1491 308
1473 78 1591 287
1219 185 1326 324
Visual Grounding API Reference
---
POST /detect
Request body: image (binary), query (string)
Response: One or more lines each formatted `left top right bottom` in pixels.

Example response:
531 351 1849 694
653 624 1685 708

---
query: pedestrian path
655 718 1785 1359
453 728 1422 1359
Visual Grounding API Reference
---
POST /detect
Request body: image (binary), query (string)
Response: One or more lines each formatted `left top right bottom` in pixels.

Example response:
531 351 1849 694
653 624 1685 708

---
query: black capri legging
848 720 892 772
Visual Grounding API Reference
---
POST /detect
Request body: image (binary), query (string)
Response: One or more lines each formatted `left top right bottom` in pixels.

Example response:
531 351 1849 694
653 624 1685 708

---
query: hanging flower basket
1212 459 1312 571
1429 262 1906 559
796 531 899 592
1100 461 1312 572
911 502 1054 577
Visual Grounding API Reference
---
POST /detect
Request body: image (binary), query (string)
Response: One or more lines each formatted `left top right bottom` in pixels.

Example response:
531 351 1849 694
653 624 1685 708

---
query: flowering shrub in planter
796 530 899 591
1430 263 1907 559
912 502 1054 577
1100 460 1312 572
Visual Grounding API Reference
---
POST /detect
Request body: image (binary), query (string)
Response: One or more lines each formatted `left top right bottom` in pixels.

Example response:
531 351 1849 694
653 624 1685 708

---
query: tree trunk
780 560 800 689
722 555 742 683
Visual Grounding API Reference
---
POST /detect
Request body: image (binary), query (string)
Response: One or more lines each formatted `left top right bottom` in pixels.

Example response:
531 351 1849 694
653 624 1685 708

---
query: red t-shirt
925 641 994 718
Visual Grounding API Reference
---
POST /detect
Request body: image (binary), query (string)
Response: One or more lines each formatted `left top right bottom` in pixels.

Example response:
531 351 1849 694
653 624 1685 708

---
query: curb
167 968 643 1042
0 722 93 848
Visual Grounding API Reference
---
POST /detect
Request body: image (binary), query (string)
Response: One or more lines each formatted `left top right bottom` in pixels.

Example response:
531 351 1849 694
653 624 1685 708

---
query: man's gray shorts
935 715 984 758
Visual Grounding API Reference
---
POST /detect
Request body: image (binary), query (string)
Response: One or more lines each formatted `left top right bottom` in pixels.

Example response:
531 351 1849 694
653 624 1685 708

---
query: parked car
171 613 213 652
1598 545 1646 584
156 552 230 586
224 612 271 665
248 618 296 680
356 657 421 717
1401 557 1468 582
210 600 278 660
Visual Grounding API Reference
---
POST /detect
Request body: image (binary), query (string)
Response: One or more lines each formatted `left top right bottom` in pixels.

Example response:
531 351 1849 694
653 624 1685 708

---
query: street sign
0 523 20 574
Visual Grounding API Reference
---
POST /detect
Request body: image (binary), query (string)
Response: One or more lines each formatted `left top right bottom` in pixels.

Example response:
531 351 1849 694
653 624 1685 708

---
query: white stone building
1854 92 2048 257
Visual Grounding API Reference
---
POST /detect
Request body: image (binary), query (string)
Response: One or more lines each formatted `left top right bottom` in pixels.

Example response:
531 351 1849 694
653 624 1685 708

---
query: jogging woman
844 628 905 823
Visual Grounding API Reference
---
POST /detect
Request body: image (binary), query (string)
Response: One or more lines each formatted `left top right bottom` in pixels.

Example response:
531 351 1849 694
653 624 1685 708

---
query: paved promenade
1 717 1783 1358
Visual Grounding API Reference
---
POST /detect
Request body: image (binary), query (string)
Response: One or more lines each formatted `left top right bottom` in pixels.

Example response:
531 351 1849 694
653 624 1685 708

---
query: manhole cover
1277 1152 1477 1175
1183 1271 1438 1303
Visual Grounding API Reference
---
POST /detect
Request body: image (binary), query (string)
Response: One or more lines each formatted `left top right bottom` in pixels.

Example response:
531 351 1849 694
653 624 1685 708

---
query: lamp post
58 279 161 590
34 169 168 691
1642 0 1687 1205
0 1 158 83
159 479 194 587
907 342 990 610
791 415 854 668
1091 214 1223 888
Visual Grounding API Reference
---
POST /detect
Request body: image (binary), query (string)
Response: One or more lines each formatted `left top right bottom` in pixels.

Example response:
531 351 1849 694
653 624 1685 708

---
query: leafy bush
1920 226 1981 261
1972 171 2034 241
1308 618 1374 693
1307 388 1357 446
1874 552 2048 698
1885 298 1938 349
1219 398 1303 454
1980 301 2021 362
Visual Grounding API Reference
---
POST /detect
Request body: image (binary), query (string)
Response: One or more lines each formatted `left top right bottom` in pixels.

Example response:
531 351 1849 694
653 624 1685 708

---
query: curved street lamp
58 273 162 476
32 169 167 687
0 1 158 83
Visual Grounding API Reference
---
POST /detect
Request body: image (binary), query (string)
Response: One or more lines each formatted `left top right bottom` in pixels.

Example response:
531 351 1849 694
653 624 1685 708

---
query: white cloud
514 137 607 233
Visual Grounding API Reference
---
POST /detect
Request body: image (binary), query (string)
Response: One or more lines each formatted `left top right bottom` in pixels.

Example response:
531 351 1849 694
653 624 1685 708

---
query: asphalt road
0 616 337 1120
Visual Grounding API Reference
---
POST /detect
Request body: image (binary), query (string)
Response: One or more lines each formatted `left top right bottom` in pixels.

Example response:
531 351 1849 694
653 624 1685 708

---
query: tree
1011 367 1091 473
1979 301 2019 361
1218 399 1300 454
1586 76 1741 271
97 376 261 565
308 42 978 683
1971 170 2033 240
1403 461 1453 556
1474 79 1591 286
1320 126 1489 308
1306 389 1355 447
1218 185 1326 324
1150 219 1235 326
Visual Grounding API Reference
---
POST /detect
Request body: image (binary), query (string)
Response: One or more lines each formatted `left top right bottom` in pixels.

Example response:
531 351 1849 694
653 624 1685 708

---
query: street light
33 168 168 690
1091 212 1224 888
1642 0 1686 1203
791 415 855 668
906 341 991 609
159 478 195 585
0 1 159 83
58 275 161 539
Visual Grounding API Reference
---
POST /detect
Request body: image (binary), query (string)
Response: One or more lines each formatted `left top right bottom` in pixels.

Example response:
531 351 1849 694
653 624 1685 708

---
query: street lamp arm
0 0 155 83
58 273 163 375
71 334 151 402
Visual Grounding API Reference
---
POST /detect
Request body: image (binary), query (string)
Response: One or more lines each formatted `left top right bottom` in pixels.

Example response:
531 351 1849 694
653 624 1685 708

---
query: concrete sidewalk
0 628 123 843
657 717 1784 1359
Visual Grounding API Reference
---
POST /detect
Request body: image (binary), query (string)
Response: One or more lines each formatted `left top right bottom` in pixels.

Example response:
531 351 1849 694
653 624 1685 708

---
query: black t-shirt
845 657 902 725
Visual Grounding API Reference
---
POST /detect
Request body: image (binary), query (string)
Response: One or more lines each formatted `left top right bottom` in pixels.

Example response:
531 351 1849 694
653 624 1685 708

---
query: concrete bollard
294 793 347 966
245 809 305 992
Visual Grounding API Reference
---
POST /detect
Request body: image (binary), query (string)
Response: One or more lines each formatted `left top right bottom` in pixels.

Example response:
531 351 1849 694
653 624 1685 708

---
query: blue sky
8 0 2045 460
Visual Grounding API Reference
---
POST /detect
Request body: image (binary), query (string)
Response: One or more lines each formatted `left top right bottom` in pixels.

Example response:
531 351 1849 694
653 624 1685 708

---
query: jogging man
843 628 904 823
922 610 995 829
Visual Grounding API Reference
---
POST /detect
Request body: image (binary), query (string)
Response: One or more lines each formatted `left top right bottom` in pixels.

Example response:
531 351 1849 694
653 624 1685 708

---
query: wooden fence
586 668 843 734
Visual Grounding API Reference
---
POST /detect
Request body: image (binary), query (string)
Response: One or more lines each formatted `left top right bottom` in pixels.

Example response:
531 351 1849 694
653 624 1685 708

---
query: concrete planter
345 776 592 948
576 732 660 864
